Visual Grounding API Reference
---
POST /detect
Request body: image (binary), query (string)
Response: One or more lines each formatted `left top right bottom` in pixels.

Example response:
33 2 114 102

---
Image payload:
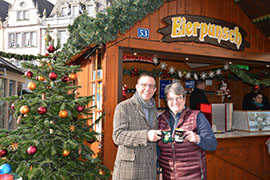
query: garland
58 0 166 61
124 65 270 87
229 65 270 87
0 51 46 61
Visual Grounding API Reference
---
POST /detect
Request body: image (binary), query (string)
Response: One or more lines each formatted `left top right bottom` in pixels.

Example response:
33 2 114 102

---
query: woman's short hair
164 81 186 99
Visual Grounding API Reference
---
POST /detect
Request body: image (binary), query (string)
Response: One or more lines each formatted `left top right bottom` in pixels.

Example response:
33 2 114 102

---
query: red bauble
47 45 55 53
27 146 37 155
76 105 85 112
11 103 15 110
38 106 47 114
61 76 70 82
49 72 57 80
24 71 33 78
0 149 7 157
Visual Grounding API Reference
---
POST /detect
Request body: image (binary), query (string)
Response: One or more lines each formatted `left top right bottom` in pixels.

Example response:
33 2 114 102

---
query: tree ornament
169 67 175 74
160 63 167 70
62 150 70 157
200 72 207 79
70 125 75 132
122 84 128 98
17 115 22 124
20 105 29 114
25 71 33 78
224 64 229 70
27 146 37 155
68 73 77 80
41 93 46 100
59 110 68 118
76 105 84 112
27 82 37 91
37 76 45 81
216 69 222 75
0 163 12 174
193 73 199 80
38 106 47 115
61 76 70 82
47 45 55 53
49 72 57 80
49 129 54 134
45 53 49 57
153 56 159 65
10 143 18 151
185 72 191 79
209 71 215 78
178 71 183 78
0 149 7 157
11 103 15 110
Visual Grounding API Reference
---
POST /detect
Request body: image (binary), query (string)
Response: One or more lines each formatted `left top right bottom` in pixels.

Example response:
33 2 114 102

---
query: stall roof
235 0 270 39
0 58 24 74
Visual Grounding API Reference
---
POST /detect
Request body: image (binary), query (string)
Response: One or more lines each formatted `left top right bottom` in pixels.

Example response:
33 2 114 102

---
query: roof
0 0 10 21
0 58 24 74
235 0 270 38
33 0 54 17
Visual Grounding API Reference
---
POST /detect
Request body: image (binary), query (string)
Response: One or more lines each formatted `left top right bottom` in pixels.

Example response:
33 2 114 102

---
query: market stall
68 0 270 179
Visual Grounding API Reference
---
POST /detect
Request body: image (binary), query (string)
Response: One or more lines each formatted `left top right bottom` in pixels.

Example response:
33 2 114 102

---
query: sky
5 0 56 4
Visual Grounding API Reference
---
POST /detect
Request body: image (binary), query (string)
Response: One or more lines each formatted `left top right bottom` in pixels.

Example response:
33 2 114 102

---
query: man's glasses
139 83 156 89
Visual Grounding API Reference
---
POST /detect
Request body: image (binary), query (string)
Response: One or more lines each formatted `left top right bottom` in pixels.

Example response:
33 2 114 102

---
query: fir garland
229 65 270 87
58 0 165 61
0 51 46 61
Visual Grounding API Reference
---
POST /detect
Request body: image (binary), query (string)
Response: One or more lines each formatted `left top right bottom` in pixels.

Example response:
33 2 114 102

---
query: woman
158 81 217 180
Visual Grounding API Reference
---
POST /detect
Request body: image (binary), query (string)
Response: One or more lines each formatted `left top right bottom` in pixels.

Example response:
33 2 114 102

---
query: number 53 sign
137 28 149 39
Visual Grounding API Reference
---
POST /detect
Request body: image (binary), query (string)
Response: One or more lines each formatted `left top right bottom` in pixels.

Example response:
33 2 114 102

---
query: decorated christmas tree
0 31 110 179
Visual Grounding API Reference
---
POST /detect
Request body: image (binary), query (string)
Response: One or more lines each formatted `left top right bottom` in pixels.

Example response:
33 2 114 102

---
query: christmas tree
0 31 110 179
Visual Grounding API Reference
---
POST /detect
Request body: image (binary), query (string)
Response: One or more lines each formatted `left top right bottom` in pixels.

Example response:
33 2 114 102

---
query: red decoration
45 53 49 57
131 68 139 77
38 106 47 115
27 146 37 155
47 45 55 53
61 76 70 82
11 103 15 110
25 71 33 78
122 84 128 98
76 106 84 112
49 72 57 80
0 149 8 157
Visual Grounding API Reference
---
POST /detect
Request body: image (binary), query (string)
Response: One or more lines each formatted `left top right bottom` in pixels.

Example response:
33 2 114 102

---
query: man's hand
147 130 162 142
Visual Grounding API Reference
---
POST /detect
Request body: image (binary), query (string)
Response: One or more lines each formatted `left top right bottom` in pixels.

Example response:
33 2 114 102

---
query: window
89 52 103 140
17 10 29 20
87 5 95 17
16 33 22 47
0 79 6 128
58 30 67 47
23 32 37 47
8 33 15 48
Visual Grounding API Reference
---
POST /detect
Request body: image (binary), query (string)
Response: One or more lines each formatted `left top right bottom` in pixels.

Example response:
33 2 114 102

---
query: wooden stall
70 0 270 179
0 58 25 130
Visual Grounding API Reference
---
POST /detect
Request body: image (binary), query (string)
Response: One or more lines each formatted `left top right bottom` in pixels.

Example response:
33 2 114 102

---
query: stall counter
206 130 270 180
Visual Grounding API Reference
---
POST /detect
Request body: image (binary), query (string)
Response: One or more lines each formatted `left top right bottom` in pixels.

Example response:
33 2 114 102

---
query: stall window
89 52 103 141
0 79 6 128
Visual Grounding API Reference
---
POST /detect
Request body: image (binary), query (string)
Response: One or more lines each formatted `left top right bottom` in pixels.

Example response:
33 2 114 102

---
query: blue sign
137 28 149 39
185 80 195 88
159 80 172 99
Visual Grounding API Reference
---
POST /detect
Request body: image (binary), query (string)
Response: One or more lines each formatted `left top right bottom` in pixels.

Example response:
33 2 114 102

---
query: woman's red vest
158 108 206 180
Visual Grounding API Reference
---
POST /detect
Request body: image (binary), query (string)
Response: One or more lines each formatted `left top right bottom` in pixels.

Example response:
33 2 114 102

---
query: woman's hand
184 130 200 144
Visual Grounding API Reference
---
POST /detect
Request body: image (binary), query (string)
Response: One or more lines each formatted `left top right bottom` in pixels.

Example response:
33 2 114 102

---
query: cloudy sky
5 0 56 4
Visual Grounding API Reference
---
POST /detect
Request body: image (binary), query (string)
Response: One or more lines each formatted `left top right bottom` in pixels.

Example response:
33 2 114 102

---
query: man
190 80 209 110
112 73 161 180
